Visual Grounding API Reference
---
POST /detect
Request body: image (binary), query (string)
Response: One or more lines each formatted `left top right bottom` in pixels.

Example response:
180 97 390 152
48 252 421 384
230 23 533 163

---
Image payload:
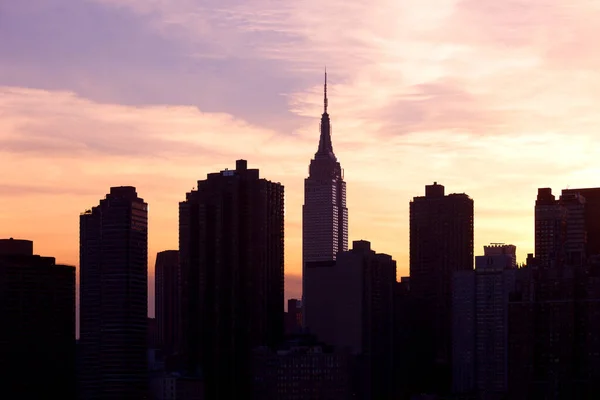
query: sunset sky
2 0 600 314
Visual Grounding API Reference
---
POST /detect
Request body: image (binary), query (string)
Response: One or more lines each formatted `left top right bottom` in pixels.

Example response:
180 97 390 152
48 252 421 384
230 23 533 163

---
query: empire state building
302 71 348 330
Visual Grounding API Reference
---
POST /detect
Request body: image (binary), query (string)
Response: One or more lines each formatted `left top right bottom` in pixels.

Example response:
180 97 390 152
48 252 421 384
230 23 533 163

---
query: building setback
0 238 76 400
79 186 148 400
179 159 284 399
303 71 348 332
409 182 474 395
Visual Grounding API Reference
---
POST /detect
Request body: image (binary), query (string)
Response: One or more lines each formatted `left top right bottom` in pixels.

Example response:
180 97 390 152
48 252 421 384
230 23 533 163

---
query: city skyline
3 1 600 311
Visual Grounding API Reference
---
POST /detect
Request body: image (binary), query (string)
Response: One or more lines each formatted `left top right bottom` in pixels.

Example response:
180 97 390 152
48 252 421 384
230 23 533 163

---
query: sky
2 0 600 316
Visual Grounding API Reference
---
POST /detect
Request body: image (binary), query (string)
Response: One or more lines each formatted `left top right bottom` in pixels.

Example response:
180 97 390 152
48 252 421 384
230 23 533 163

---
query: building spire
324 66 328 114
316 68 335 159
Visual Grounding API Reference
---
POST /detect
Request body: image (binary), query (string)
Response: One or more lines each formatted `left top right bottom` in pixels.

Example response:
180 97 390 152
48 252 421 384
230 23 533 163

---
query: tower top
324 67 328 114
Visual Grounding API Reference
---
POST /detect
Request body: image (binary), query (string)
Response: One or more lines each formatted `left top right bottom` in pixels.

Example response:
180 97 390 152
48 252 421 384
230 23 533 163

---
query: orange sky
2 0 600 312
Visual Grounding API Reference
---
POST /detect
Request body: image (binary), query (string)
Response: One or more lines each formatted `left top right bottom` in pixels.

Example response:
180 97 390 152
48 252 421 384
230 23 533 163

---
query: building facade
252 335 352 400
155 250 180 356
285 299 303 335
79 186 149 400
303 240 396 399
452 244 518 400
179 160 284 399
0 238 76 399
409 182 474 395
303 72 348 331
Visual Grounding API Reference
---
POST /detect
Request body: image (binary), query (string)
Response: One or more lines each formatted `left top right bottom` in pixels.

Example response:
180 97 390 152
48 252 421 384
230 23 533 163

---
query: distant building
303 240 396 399
452 244 518 400
79 186 148 400
535 187 600 268
303 72 348 331
148 317 159 349
285 299 303 335
534 188 566 268
252 335 352 400
155 250 180 356
0 238 76 399
150 372 204 400
409 182 474 395
179 160 284 398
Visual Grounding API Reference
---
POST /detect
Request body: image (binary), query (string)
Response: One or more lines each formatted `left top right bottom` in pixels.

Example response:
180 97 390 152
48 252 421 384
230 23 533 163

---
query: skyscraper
0 238 76 399
409 182 474 395
452 244 518 399
303 71 348 332
304 240 396 399
534 188 566 268
79 186 148 400
155 250 180 356
179 159 284 399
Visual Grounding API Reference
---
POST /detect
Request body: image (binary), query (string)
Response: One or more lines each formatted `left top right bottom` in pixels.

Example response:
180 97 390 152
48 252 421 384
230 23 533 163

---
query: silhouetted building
535 187 600 269
150 373 205 400
0 238 75 399
561 187 600 258
452 244 518 400
304 240 396 399
409 182 474 395
79 186 149 400
303 72 348 331
179 159 284 399
392 277 416 400
252 334 352 400
285 298 303 335
148 317 159 349
508 261 600 399
535 188 566 269
155 250 180 356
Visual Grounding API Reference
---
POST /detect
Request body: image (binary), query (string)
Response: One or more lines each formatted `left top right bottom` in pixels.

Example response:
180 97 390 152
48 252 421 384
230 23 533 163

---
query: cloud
3 0 600 288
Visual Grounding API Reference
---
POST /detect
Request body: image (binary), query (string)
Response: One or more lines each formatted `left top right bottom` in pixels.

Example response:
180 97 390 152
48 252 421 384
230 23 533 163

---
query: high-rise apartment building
0 238 76 399
535 187 600 268
303 72 348 331
179 160 284 399
534 188 566 268
409 182 474 395
452 244 518 400
155 250 180 356
79 186 148 400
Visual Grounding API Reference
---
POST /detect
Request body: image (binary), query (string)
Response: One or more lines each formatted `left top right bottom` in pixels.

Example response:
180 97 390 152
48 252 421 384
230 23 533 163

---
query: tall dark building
79 186 149 400
507 187 600 399
409 182 474 395
0 238 76 399
535 188 566 268
303 71 348 332
452 244 518 400
561 187 600 257
179 159 284 399
155 250 180 356
302 240 396 399
285 298 303 335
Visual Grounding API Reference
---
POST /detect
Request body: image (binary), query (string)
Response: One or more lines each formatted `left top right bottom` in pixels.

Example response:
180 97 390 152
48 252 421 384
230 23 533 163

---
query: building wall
179 160 284 399
79 186 148 400
253 340 352 400
410 182 474 395
304 240 396 399
452 249 517 399
155 250 180 356
0 242 76 399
